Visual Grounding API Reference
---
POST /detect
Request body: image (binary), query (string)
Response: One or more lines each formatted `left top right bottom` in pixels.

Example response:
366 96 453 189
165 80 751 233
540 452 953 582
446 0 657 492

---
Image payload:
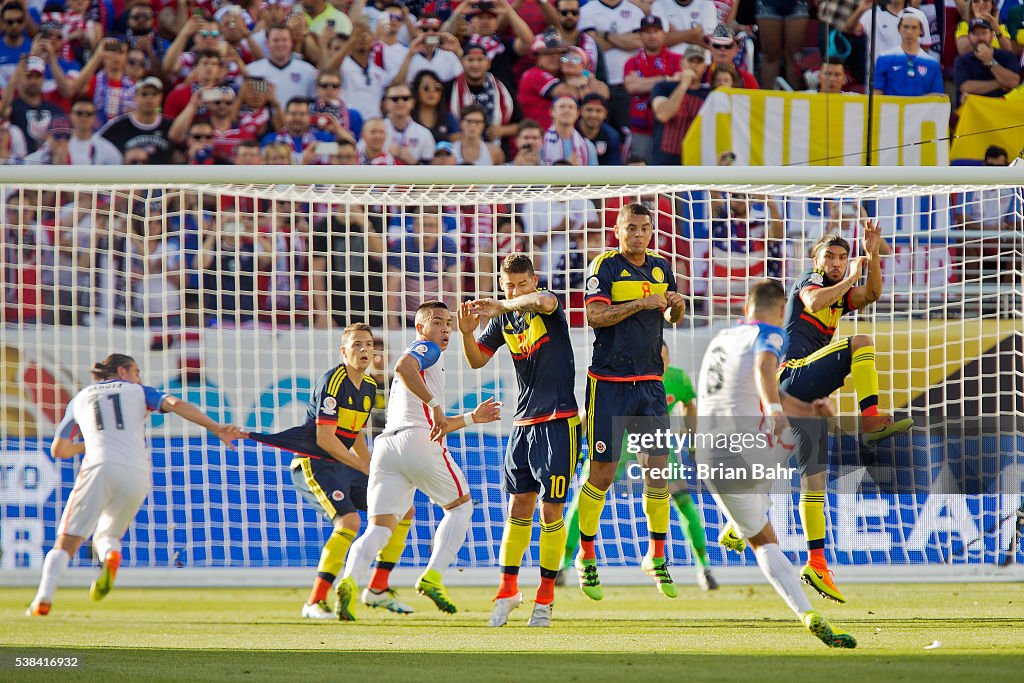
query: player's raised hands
471 397 502 425
848 255 870 278
457 301 480 333
467 298 505 319
861 219 883 255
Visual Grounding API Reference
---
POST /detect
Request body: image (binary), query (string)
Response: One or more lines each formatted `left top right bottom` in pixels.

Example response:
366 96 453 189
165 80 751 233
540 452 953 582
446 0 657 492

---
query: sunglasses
317 81 341 88
129 13 154 20
4 17 24 25
127 59 147 67
420 83 443 92
72 109 96 116
190 133 213 140
388 12 402 20
560 54 583 64
200 30 221 38
387 95 412 101
52 132 71 141
211 100 232 105
711 43 735 50
559 9 579 15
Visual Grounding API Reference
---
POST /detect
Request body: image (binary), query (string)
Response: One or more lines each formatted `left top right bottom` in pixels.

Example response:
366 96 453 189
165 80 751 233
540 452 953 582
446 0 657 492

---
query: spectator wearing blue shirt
259 97 334 163
874 9 944 97
386 211 460 327
0 3 31 88
954 18 1021 99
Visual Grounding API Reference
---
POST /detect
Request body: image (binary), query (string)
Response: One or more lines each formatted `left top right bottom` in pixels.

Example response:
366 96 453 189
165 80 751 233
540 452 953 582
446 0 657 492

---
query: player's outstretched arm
458 302 492 369
848 219 885 309
586 294 666 328
160 396 245 450
471 291 558 317
443 397 502 434
394 354 448 442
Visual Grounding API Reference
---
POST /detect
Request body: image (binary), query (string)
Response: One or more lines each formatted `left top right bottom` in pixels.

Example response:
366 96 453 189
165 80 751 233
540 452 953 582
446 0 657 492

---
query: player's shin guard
672 492 709 567
343 525 393 585
755 543 813 618
643 486 671 559
799 490 827 569
369 517 411 592
577 482 608 560
425 502 473 575
497 517 532 598
537 519 566 605
311 528 356 603
851 346 880 415
35 548 71 604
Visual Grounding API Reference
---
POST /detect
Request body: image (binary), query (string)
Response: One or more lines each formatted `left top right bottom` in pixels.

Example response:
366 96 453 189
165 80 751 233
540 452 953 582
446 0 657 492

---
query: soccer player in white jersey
696 281 857 648
27 354 244 617
336 301 501 615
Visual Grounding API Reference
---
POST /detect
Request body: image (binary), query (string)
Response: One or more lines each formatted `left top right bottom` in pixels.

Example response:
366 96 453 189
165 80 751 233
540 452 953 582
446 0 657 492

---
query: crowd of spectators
0 0 1015 168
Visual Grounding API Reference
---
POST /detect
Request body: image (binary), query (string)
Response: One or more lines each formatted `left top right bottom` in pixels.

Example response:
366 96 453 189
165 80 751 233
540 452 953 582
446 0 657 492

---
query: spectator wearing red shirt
164 50 227 119
623 16 682 163
170 85 251 163
651 44 710 165
518 29 574 129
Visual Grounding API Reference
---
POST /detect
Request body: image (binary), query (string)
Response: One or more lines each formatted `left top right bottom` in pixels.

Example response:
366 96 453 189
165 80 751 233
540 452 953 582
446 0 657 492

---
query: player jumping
336 302 501 616
460 254 581 627
577 203 687 599
28 354 244 617
780 223 913 604
698 280 856 649
248 323 416 619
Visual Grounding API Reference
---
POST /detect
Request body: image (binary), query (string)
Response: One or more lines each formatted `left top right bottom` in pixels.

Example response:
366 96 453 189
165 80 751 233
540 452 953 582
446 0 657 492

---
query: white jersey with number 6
55 380 170 473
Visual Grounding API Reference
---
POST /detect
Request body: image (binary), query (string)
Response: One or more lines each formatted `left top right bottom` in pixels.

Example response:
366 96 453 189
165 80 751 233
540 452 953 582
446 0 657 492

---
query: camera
312 114 331 129
315 141 339 156
326 19 335 28
248 78 268 93
425 36 440 46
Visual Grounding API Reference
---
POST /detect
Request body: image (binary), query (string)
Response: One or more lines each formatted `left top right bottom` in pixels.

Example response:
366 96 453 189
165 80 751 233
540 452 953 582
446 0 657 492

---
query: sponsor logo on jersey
331 490 345 501
652 266 664 283
620 269 631 277
594 440 606 453
322 396 337 415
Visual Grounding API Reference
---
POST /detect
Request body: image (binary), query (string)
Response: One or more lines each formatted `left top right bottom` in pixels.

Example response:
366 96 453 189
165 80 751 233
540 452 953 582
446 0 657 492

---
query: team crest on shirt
331 490 345 501
586 276 600 293
363 396 371 411
594 440 607 453
291 72 301 82
767 333 784 349
918 65 929 76
652 267 665 283
809 272 824 286
414 343 428 354
322 396 337 415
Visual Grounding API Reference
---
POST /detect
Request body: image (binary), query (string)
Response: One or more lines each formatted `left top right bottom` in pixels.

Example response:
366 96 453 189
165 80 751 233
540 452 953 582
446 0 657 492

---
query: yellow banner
950 95 1024 162
682 89 949 166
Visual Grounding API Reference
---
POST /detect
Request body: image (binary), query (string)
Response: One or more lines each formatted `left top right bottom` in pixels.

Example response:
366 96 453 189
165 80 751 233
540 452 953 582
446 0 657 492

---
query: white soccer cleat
488 592 524 627
301 600 335 620
528 602 553 627
362 588 415 614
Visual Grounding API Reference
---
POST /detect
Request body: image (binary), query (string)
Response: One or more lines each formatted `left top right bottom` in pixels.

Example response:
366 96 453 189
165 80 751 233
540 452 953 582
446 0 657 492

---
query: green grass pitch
2 583 1022 681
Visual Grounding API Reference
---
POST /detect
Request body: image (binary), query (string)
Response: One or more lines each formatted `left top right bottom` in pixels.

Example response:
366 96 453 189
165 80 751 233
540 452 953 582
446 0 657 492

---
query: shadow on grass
2 648 1022 682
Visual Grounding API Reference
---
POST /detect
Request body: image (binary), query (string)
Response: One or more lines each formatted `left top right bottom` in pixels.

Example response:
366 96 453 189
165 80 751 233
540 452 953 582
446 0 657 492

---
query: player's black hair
414 300 449 325
341 322 374 345
747 279 786 311
92 354 136 381
616 202 653 226
195 49 223 64
501 253 535 276
811 234 850 260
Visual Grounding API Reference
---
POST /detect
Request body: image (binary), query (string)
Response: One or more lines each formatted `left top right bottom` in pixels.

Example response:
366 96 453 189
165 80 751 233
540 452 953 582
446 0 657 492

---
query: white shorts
58 464 151 540
707 478 774 540
367 428 470 518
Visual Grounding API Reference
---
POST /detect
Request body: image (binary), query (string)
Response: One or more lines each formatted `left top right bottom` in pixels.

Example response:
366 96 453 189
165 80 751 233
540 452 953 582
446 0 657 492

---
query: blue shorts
756 0 809 20
505 416 582 503
585 377 670 463
291 456 368 519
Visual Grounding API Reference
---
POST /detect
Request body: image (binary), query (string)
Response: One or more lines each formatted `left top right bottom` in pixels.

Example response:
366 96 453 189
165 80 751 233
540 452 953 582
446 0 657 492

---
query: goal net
1 167 1021 582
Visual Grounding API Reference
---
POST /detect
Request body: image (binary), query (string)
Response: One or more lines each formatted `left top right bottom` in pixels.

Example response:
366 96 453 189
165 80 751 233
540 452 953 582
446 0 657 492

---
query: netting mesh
1 179 1021 575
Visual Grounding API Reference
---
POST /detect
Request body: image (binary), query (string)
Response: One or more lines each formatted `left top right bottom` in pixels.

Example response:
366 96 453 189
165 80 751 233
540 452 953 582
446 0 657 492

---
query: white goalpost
1 166 1021 587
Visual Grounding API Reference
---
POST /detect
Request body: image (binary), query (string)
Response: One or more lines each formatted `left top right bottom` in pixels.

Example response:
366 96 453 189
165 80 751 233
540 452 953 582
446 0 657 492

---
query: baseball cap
580 93 608 109
968 17 992 31
897 7 933 45
532 28 566 53
468 1 497 15
434 141 455 156
137 75 164 91
48 117 71 134
463 42 489 57
708 24 736 47
26 56 46 74
418 15 442 29
684 44 707 60
635 16 664 32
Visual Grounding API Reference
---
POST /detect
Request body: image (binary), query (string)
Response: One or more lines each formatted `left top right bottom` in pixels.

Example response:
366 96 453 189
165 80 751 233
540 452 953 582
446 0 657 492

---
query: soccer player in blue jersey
698 279 856 648
779 224 913 604
29 354 244 617
460 253 581 627
576 202 687 599
249 323 416 620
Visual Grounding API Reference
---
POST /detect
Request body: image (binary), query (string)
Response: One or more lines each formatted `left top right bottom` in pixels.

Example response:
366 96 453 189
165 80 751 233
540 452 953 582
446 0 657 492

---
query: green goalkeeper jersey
663 366 696 413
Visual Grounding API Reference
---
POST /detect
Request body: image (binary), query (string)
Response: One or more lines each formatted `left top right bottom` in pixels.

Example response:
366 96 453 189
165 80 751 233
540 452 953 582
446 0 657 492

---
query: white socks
34 549 71 604
755 543 813 617
342 525 393 585
93 536 119 563
425 503 473 575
